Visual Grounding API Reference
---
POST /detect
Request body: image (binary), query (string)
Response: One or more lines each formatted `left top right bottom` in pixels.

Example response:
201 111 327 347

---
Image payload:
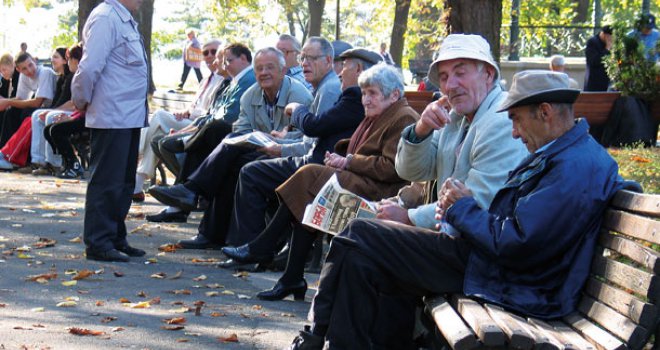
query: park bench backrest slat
404 91 436 115
598 231 660 274
573 92 621 126
590 254 658 301
453 295 507 347
584 277 658 328
611 191 660 218
577 295 649 348
602 209 660 245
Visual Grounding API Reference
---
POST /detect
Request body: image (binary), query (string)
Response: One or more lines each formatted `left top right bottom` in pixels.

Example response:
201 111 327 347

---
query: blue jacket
446 119 623 319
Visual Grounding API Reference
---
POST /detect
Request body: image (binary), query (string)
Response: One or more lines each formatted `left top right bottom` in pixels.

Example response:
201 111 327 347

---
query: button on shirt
72 0 148 129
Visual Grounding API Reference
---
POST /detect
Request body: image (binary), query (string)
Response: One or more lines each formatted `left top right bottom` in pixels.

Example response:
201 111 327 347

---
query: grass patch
609 145 659 194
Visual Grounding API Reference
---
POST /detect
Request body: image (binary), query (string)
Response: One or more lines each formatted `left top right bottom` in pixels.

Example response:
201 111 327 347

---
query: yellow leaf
150 272 166 279
221 290 235 295
205 291 219 297
123 301 151 309
61 280 77 287
18 253 33 259
68 236 82 243
56 301 77 307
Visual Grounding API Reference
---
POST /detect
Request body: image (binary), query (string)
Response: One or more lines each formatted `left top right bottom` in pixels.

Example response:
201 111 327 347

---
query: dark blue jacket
447 120 623 319
291 86 365 164
584 34 610 91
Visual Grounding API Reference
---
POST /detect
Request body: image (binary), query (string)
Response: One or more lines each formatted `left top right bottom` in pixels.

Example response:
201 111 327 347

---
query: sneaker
58 161 84 179
0 157 14 170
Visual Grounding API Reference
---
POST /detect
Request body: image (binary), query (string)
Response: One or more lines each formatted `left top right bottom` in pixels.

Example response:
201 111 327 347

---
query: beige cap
427 34 500 87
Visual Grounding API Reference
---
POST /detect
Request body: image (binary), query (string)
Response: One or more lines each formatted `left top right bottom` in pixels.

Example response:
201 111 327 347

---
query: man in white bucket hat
287 68 628 350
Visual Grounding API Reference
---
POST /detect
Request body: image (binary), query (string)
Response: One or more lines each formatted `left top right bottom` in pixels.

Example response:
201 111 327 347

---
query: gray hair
278 34 302 52
358 63 404 99
307 37 334 59
203 39 222 49
549 55 566 69
253 47 286 71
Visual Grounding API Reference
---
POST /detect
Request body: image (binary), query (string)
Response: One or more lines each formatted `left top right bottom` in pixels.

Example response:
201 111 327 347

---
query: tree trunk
307 0 325 39
443 0 503 62
390 0 411 67
78 0 155 93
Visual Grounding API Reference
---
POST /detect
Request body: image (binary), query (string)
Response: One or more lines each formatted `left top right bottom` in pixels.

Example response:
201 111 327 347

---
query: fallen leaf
210 312 226 317
232 271 249 278
167 289 191 295
632 155 651 163
252 305 263 310
118 297 131 303
18 253 34 259
169 270 183 280
65 296 80 301
100 316 117 323
123 301 150 309
161 325 185 331
218 333 239 343
163 317 186 325
94 268 104 275
158 244 178 253
56 301 77 307
72 269 94 281
30 307 45 312
111 327 124 332
68 236 82 243
205 291 219 297
95 301 105 306
191 258 220 263
176 338 189 342
113 271 124 277
145 258 158 264
26 273 58 283
150 272 166 279
32 238 57 249
0 303 6 307
68 327 105 336
61 280 77 287
237 294 251 299
192 274 207 281
64 269 78 275
206 283 224 289
221 290 235 295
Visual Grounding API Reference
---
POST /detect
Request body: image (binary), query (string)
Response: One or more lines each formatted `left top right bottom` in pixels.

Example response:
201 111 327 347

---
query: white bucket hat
427 34 500 87
497 70 580 112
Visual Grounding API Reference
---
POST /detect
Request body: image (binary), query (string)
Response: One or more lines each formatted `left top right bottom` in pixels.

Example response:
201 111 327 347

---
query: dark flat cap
339 48 384 65
332 40 353 60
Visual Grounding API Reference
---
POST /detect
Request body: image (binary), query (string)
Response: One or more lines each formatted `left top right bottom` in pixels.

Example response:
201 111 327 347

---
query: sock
134 173 147 194
164 206 182 214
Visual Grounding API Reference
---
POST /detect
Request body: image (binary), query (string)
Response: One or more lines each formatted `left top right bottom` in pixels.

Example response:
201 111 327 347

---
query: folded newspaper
302 174 377 235
223 131 277 149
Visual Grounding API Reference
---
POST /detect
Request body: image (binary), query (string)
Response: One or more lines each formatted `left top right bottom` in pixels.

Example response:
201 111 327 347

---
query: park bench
423 189 660 350
150 90 194 112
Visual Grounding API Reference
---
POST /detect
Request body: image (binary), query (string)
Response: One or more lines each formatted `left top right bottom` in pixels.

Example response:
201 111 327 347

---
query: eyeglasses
203 49 217 57
298 54 325 63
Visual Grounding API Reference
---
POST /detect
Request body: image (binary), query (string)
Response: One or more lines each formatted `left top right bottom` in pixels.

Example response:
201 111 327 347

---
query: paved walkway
0 171 318 349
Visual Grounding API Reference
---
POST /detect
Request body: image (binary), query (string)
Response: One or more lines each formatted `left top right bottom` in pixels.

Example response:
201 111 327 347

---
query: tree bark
443 0 503 62
77 0 103 41
390 0 411 67
307 0 325 39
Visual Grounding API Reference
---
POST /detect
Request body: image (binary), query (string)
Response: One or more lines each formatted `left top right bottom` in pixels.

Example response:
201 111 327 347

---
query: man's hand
258 144 282 157
173 111 190 121
414 96 451 138
0 99 10 112
437 178 472 214
376 200 413 225
324 151 348 170
270 126 289 139
284 102 302 116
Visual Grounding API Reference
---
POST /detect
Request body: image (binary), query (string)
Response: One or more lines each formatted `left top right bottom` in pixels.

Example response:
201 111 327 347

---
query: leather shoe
221 244 274 264
146 209 188 223
257 279 307 301
148 184 197 212
290 325 324 350
86 248 130 262
132 191 145 203
177 234 221 249
217 258 260 271
116 245 146 257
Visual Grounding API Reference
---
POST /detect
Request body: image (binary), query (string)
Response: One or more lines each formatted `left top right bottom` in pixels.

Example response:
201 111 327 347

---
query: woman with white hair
222 63 420 300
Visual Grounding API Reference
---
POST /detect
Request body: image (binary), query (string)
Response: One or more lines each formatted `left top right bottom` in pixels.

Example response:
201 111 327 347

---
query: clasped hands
323 151 348 170
434 178 472 225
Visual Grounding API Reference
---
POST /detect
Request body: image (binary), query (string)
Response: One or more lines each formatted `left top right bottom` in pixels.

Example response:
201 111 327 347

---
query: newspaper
223 131 277 149
302 174 377 235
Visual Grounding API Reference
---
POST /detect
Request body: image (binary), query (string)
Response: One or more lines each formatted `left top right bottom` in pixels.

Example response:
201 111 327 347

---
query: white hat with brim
427 34 500 87
497 70 581 112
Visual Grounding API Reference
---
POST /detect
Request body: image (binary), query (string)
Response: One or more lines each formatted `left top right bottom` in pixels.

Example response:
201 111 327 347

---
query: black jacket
584 34 610 91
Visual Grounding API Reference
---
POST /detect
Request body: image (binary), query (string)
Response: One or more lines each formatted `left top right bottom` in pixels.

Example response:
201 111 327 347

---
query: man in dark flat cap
288 70 628 349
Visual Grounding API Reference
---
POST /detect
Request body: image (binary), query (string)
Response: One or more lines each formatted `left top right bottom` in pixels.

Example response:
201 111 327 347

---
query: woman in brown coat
222 63 419 300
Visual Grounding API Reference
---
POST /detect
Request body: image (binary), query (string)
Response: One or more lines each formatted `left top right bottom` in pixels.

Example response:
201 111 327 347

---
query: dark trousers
83 128 140 252
152 132 188 178
179 63 202 87
310 219 471 349
178 119 233 183
0 107 35 148
44 117 86 166
187 141 266 244
227 156 308 246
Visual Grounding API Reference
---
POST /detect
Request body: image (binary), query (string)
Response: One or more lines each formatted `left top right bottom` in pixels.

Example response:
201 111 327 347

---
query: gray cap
427 34 500 87
339 48 384 65
332 40 353 61
497 70 580 112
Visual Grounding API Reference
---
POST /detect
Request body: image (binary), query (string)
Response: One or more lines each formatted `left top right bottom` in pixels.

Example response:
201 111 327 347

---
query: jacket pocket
122 33 144 66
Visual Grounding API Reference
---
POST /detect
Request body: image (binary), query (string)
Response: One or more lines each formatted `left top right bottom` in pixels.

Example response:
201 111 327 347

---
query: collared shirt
262 87 281 122
72 0 148 129
230 66 253 88
15 65 57 104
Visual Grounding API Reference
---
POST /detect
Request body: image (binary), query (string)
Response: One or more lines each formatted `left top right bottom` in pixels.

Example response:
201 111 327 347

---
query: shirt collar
231 66 252 87
105 0 134 23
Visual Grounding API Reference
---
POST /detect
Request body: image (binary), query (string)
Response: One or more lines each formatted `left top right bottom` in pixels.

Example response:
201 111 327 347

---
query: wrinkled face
339 58 359 91
16 58 37 79
276 39 299 69
118 0 144 11
300 42 331 87
508 105 550 153
202 44 219 69
436 58 492 118
51 51 66 74
0 64 15 80
361 85 397 119
254 51 285 92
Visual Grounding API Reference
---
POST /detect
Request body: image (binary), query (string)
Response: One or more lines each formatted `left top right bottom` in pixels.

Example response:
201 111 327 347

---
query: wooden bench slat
525 318 565 350
425 296 479 350
611 190 660 218
563 313 626 350
152 91 196 102
584 277 658 328
548 321 598 350
602 209 660 246
577 295 649 348
404 91 436 115
591 254 660 301
452 296 506 347
599 231 660 274
573 92 620 126
484 304 535 350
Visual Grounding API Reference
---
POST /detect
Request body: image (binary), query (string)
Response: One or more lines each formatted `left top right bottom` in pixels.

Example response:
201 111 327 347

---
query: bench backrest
404 91 437 115
150 91 195 112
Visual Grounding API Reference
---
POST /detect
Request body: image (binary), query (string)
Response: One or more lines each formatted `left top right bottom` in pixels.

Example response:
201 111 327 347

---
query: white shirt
15 65 57 105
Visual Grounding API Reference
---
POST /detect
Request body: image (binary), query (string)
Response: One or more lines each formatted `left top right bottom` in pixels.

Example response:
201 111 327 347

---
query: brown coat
277 98 420 222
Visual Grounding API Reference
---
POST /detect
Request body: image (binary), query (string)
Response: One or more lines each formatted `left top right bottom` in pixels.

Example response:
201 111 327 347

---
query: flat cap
339 48 384 65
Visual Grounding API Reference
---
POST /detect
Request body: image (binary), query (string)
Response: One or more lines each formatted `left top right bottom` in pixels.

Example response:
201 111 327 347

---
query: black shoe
58 161 84 179
221 244 274 264
116 245 146 257
177 235 221 249
290 325 324 350
148 184 197 212
257 279 307 301
217 258 260 271
86 248 130 262
146 209 189 223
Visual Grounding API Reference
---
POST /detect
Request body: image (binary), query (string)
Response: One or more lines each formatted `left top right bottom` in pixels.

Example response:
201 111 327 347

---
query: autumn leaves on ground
0 172 314 350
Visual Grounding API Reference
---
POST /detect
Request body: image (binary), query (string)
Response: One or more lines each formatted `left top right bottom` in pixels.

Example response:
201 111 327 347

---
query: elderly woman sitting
222 63 420 300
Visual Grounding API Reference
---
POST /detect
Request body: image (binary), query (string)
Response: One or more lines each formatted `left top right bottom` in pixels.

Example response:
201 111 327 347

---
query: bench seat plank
590 255 660 301
602 209 660 246
425 296 478 350
548 321 597 350
452 296 506 347
527 318 570 350
611 190 660 218
584 277 658 328
563 313 626 350
577 295 649 349
484 304 535 350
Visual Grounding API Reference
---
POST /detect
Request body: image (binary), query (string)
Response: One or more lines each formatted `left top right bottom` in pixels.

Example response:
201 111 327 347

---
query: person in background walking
178 29 203 89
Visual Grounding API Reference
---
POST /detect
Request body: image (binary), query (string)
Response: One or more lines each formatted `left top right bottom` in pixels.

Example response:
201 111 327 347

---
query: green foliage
23 0 51 10
404 0 443 65
609 144 660 194
605 21 660 100
51 7 77 49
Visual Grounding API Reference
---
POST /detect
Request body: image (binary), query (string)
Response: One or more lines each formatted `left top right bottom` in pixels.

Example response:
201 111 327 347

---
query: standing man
72 0 148 262
178 29 203 89
584 25 612 91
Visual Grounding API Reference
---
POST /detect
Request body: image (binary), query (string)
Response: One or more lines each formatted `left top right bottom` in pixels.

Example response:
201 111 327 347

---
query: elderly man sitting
289 70 626 349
